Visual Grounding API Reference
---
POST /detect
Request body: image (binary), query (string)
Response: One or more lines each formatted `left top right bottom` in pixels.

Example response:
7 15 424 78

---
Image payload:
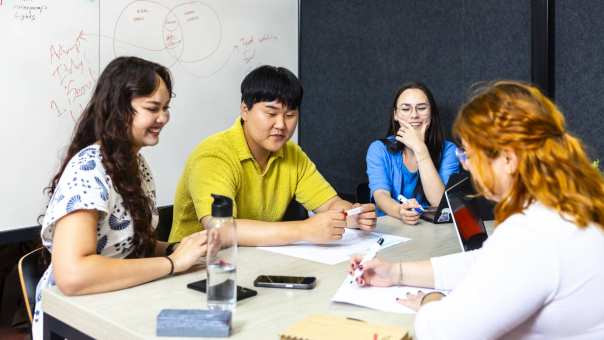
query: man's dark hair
241 65 303 110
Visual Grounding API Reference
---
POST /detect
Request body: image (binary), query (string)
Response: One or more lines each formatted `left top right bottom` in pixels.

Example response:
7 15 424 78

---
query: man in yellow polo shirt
169 65 376 245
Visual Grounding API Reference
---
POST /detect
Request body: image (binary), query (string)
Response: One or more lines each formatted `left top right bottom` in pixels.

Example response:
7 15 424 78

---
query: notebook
444 176 488 251
280 314 409 340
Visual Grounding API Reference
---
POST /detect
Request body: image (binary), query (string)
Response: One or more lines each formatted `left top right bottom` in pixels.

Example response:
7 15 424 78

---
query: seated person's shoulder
65 145 106 176
491 204 552 244
76 145 102 159
443 139 458 151
368 138 392 153
188 130 238 162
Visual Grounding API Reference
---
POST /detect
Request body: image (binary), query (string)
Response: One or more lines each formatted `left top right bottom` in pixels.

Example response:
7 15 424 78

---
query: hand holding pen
303 210 347 243
397 195 424 214
348 237 384 285
348 244 400 287
344 204 377 231
397 195 423 225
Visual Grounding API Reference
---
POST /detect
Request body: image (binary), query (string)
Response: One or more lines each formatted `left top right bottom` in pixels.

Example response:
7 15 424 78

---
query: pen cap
211 194 233 217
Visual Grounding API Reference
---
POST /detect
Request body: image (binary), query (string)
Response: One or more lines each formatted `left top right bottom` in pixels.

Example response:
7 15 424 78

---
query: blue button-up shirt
366 137 460 216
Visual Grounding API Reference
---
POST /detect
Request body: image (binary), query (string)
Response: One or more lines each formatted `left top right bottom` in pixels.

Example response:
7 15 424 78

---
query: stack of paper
332 277 445 314
258 230 409 265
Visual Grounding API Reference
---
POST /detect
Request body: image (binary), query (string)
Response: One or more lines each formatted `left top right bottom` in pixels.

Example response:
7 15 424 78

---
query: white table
42 216 480 339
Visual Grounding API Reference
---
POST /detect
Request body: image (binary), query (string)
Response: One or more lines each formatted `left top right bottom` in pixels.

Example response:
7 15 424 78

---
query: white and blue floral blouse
32 144 158 339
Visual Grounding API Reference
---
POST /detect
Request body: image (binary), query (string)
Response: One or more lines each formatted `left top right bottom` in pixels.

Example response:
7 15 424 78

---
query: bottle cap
211 194 233 217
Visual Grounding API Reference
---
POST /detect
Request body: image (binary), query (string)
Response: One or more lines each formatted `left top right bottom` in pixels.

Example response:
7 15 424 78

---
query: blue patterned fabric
32 144 158 339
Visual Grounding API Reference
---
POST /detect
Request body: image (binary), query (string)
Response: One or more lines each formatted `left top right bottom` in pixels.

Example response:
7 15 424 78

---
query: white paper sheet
332 277 444 314
257 230 409 265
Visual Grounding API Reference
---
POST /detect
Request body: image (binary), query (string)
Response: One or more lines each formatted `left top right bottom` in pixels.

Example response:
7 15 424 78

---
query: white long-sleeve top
415 202 604 340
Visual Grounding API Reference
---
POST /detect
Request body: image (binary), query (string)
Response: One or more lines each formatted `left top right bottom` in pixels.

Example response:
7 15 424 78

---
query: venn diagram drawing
109 0 254 78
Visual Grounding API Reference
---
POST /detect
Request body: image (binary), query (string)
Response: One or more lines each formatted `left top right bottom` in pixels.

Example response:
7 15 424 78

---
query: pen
351 237 384 284
397 194 424 214
345 206 363 217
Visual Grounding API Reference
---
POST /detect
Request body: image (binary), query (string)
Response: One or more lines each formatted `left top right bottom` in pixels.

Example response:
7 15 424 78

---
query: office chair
156 205 174 242
17 247 48 322
282 197 309 221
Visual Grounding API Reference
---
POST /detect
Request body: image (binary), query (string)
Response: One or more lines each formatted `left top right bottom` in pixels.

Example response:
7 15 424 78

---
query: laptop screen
420 172 468 224
445 176 488 252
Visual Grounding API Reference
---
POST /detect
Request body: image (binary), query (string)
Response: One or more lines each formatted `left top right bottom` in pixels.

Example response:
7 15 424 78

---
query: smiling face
130 76 171 152
241 100 298 162
394 88 432 129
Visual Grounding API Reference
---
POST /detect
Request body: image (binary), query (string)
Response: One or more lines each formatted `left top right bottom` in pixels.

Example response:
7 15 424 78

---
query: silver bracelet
398 261 403 285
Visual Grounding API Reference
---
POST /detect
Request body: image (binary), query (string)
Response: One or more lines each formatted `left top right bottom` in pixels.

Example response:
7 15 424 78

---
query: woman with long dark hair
366 82 459 224
32 56 209 339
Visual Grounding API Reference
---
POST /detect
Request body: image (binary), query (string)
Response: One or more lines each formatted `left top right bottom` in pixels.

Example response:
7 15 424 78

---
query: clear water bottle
206 194 237 312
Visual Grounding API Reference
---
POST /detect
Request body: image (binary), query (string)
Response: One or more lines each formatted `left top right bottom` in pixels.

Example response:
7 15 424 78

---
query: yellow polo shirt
168 118 337 242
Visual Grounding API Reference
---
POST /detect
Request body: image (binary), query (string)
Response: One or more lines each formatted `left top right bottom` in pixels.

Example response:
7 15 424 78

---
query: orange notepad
280 314 410 340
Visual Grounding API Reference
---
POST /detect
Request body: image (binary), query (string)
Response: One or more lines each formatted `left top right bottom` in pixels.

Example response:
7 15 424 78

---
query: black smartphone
187 279 257 301
253 275 316 289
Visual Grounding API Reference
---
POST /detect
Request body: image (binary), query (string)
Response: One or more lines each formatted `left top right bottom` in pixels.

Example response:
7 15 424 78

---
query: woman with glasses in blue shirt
366 82 459 224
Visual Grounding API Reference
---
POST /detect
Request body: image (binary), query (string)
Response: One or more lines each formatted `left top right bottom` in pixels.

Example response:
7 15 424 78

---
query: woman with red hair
350 81 604 339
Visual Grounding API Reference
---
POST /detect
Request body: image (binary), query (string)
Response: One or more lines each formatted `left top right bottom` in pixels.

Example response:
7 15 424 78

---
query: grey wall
300 0 531 195
555 1 604 162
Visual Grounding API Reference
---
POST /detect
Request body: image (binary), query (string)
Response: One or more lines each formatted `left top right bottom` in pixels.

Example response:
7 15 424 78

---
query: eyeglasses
455 147 468 164
396 104 430 116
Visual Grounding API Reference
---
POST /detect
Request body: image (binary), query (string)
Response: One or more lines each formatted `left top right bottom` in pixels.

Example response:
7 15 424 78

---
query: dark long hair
381 82 445 200
45 56 173 258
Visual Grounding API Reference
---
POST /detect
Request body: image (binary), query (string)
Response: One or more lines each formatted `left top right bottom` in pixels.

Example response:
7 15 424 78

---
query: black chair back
282 197 309 221
356 182 370 204
156 205 174 242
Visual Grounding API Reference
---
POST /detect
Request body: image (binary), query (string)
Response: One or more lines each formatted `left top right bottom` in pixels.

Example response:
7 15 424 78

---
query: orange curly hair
453 80 604 228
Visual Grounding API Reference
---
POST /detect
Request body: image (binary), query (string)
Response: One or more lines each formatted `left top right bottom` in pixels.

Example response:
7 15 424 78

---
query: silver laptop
444 176 488 252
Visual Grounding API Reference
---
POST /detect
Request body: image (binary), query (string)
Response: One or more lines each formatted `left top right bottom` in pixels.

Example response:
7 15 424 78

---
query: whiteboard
0 0 299 229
